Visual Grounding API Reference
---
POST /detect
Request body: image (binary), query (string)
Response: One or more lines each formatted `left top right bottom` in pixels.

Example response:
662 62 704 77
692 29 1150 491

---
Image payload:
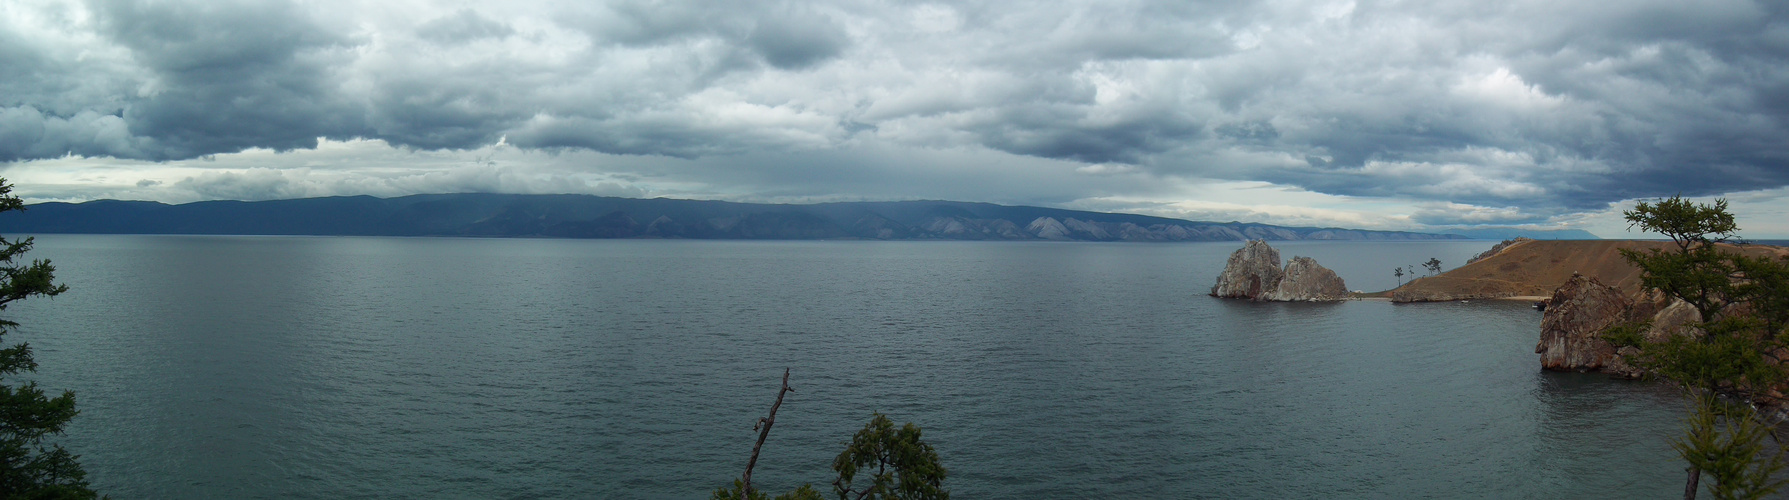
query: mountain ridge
0 193 1476 242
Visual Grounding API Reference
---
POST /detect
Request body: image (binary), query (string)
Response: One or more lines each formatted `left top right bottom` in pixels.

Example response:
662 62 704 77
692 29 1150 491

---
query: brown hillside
1389 240 1789 302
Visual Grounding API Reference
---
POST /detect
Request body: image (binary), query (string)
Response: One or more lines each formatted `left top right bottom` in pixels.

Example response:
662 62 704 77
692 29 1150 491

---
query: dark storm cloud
967 105 1204 165
572 0 849 69
2 0 1788 224
89 0 367 159
746 7 848 70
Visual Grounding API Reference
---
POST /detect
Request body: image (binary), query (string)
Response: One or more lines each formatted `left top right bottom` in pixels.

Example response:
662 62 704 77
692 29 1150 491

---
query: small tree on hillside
1423 258 1442 276
0 180 99 499
1393 267 1405 287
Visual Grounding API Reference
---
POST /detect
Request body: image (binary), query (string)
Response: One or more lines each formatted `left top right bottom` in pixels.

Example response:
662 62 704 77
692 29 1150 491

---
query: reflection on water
10 236 1686 498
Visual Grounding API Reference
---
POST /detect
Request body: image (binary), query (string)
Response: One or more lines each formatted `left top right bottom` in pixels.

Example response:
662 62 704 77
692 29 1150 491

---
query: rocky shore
1533 273 1700 377
1383 238 1788 379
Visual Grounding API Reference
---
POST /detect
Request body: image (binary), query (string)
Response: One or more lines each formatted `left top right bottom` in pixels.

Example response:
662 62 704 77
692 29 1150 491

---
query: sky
2 0 1787 238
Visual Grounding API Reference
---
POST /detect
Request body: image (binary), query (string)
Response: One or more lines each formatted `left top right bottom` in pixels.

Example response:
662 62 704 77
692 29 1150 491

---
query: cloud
0 106 152 160
745 4 849 70
0 0 1785 233
416 9 515 44
169 165 649 202
1410 202 1544 226
87 0 367 158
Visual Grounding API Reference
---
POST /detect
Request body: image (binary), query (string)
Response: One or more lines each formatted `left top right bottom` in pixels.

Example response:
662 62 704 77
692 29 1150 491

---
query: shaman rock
1261 256 1349 301
1210 240 1348 301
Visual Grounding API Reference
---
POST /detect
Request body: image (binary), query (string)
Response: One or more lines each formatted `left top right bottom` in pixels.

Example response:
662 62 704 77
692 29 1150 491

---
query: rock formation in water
1535 274 1630 372
1535 273 1701 377
1210 240 1348 301
1211 240 1283 299
1261 257 1350 301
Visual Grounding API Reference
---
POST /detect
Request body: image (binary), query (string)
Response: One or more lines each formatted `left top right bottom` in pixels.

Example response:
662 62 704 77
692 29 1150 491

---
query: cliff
1210 240 1348 301
1535 273 1702 377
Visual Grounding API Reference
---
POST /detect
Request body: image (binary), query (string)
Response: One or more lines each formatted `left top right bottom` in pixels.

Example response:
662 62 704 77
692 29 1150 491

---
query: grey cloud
174 168 296 201
947 0 1245 68
91 0 341 73
574 0 848 70
416 9 514 44
1214 121 1279 144
1409 203 1548 226
1 0 1787 228
362 77 523 151
170 164 649 202
969 107 1203 165
746 6 849 70
0 29 50 104
582 0 731 46
0 106 150 161
89 0 366 159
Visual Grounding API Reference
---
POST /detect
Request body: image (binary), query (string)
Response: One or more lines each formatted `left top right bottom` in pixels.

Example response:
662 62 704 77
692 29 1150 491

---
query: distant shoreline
0 193 1600 242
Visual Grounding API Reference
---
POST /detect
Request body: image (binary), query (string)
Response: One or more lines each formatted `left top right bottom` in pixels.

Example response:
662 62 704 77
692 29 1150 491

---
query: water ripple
9 236 1685 498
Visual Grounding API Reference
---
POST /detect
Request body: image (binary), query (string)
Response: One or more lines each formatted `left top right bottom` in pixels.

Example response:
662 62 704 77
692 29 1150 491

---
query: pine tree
0 180 98 499
1612 195 1789 499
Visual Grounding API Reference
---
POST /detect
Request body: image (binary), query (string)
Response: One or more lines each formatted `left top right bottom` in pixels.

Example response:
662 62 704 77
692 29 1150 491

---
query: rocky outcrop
1211 240 1283 299
1536 274 1631 372
1467 237 1533 265
1210 240 1348 301
1261 257 1349 301
1536 273 1701 376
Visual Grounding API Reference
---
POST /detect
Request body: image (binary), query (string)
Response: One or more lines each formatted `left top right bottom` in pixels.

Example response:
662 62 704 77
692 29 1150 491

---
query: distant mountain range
0 194 1580 242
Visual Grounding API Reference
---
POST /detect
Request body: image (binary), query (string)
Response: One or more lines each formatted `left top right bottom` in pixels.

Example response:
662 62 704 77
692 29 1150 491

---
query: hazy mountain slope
0 194 1469 242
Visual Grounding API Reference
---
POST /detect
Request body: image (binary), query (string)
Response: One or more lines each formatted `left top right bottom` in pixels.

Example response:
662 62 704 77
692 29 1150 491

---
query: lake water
8 235 1687 498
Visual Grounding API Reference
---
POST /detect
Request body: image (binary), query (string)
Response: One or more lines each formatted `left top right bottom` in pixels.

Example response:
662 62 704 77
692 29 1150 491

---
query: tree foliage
1612 195 1789 499
1627 196 1739 254
1676 394 1788 500
711 481 823 500
830 413 947 500
715 413 948 500
1423 258 1442 276
715 372 946 500
0 180 98 499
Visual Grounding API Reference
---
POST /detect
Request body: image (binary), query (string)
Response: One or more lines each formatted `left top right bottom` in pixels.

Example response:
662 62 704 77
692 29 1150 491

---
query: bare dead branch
741 368 793 496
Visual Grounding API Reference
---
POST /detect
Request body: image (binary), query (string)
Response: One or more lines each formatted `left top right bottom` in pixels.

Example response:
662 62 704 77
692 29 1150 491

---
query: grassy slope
1385 240 1789 302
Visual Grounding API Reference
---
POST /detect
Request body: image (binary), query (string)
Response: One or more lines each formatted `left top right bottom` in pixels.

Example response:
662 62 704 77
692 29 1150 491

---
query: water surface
11 236 1685 498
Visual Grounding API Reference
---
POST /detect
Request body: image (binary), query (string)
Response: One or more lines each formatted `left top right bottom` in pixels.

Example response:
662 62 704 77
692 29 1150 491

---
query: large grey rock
1210 240 1348 301
1211 240 1284 299
1261 256 1349 301
1535 273 1702 376
1536 273 1630 372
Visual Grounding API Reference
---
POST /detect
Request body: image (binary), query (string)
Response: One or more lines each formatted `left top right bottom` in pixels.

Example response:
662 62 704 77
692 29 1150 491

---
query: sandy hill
1388 239 1789 302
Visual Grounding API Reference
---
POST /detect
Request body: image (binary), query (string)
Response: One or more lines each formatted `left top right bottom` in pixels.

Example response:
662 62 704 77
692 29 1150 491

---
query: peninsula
1388 238 1789 303
1382 238 1789 378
